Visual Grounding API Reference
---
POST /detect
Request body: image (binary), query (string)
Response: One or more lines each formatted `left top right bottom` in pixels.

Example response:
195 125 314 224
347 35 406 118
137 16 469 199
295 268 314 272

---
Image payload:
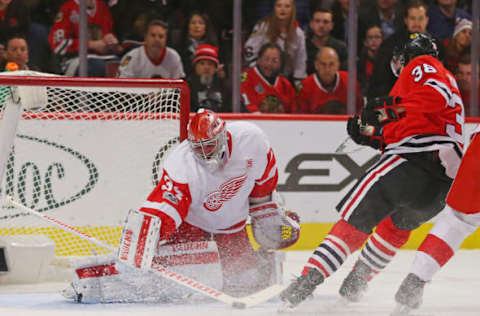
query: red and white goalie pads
117 209 162 269
249 201 300 250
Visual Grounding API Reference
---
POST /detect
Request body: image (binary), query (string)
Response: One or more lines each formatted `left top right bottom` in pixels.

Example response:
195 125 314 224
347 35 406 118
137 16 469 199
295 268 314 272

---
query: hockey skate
338 260 370 302
279 268 324 310
391 273 426 316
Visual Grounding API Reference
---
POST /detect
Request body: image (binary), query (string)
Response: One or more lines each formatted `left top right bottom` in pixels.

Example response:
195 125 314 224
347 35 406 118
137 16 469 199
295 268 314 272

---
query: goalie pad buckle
249 202 300 250
118 209 162 269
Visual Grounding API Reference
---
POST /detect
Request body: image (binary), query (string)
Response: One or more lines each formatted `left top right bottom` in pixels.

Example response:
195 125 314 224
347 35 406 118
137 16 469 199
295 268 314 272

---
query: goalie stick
4 196 285 308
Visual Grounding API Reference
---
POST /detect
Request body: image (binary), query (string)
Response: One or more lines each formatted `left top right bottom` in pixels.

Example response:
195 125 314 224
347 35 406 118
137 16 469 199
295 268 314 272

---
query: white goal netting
0 71 189 259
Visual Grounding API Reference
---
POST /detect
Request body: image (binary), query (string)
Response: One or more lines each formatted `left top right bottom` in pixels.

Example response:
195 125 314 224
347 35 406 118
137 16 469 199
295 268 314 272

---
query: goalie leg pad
67 241 223 304
117 209 162 269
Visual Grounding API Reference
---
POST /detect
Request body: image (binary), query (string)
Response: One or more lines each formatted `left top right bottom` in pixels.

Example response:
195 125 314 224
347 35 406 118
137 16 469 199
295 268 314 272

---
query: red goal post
0 71 190 261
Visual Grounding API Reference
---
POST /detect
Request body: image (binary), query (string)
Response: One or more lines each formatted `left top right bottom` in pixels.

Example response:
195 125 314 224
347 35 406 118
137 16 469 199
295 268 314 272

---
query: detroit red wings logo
203 174 247 211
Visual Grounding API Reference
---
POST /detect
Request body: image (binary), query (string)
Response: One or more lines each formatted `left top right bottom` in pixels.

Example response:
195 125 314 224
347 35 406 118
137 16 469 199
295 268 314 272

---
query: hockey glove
249 201 301 250
347 115 385 150
362 96 402 127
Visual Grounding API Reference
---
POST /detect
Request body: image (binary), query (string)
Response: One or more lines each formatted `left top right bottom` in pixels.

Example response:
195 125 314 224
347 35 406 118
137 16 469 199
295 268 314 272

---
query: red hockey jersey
446 125 480 214
296 71 363 114
240 66 297 113
384 55 465 155
48 0 115 57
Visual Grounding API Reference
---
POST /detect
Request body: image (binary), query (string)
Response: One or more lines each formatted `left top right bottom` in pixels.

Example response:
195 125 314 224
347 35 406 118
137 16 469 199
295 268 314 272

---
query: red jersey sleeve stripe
141 201 182 229
250 148 278 198
256 148 277 184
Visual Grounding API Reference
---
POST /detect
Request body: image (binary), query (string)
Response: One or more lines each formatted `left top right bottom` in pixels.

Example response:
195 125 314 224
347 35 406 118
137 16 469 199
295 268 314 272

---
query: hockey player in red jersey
392 125 480 315
279 33 464 310
63 109 300 303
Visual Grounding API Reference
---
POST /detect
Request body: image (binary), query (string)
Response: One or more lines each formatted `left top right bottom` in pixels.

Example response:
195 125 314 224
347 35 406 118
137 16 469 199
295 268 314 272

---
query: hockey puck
232 301 247 309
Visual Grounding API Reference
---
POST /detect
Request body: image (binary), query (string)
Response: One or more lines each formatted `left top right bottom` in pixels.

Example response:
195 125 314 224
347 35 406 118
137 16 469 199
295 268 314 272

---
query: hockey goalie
63 108 300 303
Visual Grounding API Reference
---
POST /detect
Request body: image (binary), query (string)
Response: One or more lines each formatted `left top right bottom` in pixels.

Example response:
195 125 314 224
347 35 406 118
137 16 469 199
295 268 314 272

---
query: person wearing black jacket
187 44 231 113
367 0 443 98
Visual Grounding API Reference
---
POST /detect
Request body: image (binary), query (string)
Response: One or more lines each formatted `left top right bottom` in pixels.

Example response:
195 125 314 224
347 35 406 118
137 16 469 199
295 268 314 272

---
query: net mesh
0 71 187 257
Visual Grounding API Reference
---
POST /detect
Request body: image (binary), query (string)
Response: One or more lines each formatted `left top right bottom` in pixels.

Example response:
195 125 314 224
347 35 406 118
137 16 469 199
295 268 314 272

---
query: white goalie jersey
141 121 279 236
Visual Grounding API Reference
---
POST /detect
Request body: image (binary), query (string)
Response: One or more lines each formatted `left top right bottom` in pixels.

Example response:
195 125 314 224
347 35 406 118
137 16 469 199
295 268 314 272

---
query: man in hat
187 44 231 112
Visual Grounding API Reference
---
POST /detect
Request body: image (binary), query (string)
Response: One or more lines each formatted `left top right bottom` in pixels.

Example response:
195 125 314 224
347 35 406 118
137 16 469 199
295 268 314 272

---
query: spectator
330 0 349 43
367 0 439 97
297 46 363 114
444 18 472 73
117 19 184 79
358 25 383 95
427 0 471 42
109 0 176 44
0 0 59 73
359 0 404 41
174 12 218 78
455 55 479 117
49 0 123 77
244 0 307 84
187 44 230 113
0 0 30 46
306 8 347 74
1 35 29 71
245 0 312 30
26 0 63 28
241 43 296 113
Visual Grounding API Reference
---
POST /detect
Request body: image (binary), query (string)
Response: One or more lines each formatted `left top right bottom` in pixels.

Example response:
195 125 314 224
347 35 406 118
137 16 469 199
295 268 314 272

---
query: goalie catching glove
347 115 385 150
249 201 300 250
362 96 402 127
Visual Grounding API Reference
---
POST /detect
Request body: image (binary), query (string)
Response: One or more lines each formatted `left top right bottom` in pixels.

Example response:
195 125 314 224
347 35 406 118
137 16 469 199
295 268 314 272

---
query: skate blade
391 303 413 316
277 300 295 313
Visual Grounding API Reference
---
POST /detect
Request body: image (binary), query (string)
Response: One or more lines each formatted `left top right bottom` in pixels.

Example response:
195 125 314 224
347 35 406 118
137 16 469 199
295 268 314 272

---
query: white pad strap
118 209 162 269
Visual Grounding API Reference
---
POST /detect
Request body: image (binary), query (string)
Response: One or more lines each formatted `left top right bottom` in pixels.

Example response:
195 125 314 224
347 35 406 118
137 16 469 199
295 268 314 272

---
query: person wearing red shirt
49 0 123 76
241 43 296 113
297 46 363 114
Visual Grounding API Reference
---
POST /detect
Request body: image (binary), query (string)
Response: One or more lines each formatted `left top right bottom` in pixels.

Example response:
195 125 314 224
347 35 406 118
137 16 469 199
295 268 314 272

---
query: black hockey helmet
396 33 439 66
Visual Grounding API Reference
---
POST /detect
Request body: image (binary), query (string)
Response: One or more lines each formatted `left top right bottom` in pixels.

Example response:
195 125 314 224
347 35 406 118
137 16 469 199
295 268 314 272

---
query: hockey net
0 71 189 264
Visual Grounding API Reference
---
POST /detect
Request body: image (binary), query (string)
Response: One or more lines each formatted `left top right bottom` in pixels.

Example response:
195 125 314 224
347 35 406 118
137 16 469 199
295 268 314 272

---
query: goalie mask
188 108 229 171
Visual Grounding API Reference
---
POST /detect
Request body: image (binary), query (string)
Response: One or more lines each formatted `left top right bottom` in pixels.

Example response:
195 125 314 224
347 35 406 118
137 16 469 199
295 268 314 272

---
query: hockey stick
334 135 366 154
4 196 285 308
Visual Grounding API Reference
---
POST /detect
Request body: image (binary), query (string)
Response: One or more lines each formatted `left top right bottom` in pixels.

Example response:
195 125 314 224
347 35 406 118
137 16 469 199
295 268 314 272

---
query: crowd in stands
0 0 476 115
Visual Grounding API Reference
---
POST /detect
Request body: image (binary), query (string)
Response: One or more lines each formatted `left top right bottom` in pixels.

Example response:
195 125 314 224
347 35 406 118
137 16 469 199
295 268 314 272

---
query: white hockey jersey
140 121 278 236
244 21 307 80
117 45 185 79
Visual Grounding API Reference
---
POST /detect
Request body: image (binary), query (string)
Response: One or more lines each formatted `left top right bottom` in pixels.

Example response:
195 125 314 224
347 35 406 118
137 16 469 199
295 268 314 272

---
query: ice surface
1 250 479 316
